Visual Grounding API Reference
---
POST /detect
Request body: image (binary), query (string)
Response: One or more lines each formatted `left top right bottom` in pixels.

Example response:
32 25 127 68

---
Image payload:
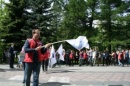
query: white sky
4 0 9 3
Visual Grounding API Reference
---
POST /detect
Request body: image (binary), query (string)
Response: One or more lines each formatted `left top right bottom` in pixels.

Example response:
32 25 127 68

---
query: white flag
57 44 65 61
49 45 57 67
78 36 89 49
84 43 89 49
66 36 89 50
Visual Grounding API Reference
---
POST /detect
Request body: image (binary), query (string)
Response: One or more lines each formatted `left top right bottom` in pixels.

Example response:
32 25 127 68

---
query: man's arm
24 40 36 53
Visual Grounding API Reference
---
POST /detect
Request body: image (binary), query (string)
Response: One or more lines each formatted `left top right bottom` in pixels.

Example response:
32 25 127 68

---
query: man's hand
45 43 52 48
35 46 42 51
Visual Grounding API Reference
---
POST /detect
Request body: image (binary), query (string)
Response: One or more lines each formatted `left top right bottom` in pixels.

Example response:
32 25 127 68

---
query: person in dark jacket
9 43 15 68
24 29 51 86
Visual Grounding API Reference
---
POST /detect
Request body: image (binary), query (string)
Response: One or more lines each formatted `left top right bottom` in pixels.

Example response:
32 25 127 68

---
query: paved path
0 64 130 86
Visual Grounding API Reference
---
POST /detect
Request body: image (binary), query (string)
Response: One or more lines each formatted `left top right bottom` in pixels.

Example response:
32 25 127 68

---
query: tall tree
24 0 55 43
59 0 88 39
85 0 100 46
58 0 99 48
0 0 8 58
52 0 66 42
98 0 128 52
0 0 8 39
114 0 130 49
1 0 28 46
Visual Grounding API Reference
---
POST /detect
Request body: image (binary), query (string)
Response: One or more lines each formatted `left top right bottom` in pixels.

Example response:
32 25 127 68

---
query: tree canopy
0 0 130 52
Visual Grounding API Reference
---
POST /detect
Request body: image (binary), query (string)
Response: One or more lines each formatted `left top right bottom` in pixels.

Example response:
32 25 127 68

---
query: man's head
32 29 40 40
11 43 14 47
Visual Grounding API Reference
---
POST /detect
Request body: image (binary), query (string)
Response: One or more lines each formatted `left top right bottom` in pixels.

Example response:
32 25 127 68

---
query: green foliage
0 0 8 38
1 0 28 50
22 0 56 43
59 0 88 38
1 0 130 53
96 0 130 51
0 0 8 60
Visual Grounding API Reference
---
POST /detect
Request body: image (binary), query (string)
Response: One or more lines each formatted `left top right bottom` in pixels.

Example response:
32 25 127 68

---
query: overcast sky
4 0 9 3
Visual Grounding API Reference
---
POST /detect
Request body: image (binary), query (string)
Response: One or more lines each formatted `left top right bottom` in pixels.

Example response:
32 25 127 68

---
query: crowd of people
59 48 130 67
4 47 130 69
1 29 130 86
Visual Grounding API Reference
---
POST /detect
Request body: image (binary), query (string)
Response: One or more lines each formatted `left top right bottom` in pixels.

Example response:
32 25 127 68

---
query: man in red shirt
24 29 51 86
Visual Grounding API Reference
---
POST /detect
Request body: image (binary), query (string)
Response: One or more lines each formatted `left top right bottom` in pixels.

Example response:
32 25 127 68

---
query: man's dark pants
42 59 49 71
9 55 14 68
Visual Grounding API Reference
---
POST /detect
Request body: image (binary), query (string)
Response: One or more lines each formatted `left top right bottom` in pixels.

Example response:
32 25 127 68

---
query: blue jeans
25 62 41 86
79 58 84 66
88 56 92 66
22 62 25 83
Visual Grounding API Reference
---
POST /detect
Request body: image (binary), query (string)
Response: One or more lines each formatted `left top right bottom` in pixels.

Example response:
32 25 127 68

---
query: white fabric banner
66 36 89 50
57 44 64 61
49 45 57 67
